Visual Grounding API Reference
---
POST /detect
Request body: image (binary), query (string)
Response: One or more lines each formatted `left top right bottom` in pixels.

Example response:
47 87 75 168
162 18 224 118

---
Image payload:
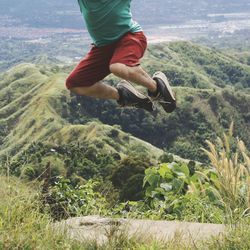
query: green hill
0 63 162 161
67 42 250 161
0 41 249 166
144 41 250 89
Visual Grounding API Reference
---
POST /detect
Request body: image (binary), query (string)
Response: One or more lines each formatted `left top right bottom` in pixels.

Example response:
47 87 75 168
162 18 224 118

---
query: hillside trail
56 215 225 245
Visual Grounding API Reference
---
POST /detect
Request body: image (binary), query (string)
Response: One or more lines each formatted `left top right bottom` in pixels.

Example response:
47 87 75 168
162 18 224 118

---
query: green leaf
145 186 156 198
172 163 190 177
147 174 161 187
190 173 202 183
172 178 184 193
143 168 158 187
160 183 172 192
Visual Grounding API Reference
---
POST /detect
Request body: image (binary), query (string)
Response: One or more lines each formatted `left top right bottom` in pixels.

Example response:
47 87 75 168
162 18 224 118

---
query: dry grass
202 122 250 221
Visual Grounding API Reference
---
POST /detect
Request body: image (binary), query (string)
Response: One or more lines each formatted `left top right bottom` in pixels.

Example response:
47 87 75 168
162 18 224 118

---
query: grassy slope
0 41 249 162
0 176 83 249
0 63 163 161
144 41 250 89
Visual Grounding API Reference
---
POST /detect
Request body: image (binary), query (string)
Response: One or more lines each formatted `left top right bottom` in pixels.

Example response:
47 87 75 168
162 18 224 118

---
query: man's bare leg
69 78 154 111
109 63 176 113
70 81 119 100
109 63 157 93
68 62 175 113
69 63 156 100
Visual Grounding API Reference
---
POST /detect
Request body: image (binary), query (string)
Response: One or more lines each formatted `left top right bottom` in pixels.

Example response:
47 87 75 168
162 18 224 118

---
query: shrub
43 176 108 220
142 160 227 223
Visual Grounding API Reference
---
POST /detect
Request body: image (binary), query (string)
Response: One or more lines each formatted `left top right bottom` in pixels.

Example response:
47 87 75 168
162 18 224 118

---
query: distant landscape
1 0 250 72
2 0 250 29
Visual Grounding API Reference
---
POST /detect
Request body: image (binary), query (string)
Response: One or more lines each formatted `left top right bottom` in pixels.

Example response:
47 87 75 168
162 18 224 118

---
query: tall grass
202 122 250 222
0 176 82 249
205 218 250 250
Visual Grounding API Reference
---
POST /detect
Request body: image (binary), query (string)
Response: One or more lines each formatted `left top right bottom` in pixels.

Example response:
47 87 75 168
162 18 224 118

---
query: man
66 0 176 113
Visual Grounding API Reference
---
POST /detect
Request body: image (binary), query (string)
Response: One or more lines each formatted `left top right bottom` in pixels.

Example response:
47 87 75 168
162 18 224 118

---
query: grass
1 175 250 249
204 220 250 250
202 123 250 222
0 176 82 249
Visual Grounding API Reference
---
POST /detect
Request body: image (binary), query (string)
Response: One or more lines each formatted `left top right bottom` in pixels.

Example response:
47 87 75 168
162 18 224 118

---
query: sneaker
116 80 154 112
148 71 176 113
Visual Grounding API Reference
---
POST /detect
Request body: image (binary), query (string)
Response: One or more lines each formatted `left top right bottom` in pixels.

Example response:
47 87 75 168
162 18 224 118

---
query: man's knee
69 86 82 95
109 63 124 76
65 73 77 90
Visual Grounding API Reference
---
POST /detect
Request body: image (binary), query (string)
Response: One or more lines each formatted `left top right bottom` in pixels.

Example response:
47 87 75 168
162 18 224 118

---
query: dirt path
56 216 225 245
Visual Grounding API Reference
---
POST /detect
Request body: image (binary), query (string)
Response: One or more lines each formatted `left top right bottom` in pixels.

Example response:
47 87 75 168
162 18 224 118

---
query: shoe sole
117 81 149 100
153 71 176 102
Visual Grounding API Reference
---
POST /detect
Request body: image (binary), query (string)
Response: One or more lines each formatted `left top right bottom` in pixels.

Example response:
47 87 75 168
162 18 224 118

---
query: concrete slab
56 216 225 245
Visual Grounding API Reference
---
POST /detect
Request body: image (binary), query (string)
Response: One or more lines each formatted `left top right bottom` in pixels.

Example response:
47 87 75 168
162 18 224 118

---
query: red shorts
66 31 147 89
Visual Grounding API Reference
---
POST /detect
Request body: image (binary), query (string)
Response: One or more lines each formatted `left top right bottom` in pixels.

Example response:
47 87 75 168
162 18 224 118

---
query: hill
0 42 249 166
68 42 250 160
0 63 162 160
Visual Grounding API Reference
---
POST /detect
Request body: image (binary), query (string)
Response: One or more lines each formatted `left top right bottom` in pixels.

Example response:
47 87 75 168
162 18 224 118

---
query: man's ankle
148 80 159 97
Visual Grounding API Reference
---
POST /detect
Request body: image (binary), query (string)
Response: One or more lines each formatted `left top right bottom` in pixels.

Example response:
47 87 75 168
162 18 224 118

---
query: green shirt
78 0 142 47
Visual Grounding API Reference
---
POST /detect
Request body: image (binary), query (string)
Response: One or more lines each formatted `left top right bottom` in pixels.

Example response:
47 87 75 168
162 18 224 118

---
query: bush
140 123 250 224
111 155 151 201
43 177 108 220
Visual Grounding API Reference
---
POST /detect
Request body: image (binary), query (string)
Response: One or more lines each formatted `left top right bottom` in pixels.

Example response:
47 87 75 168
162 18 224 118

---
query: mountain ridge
0 41 249 164
0 63 164 163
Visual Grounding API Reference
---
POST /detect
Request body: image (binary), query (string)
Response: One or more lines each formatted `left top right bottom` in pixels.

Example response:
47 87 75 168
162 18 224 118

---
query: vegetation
0 176 82 249
139 124 250 224
202 123 250 223
6 123 246 225
1 126 250 249
42 177 109 220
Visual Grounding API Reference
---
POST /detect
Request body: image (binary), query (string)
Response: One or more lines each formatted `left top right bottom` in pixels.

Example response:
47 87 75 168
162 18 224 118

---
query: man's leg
69 79 154 112
110 63 176 113
109 63 157 93
69 62 156 99
70 63 156 100
70 81 119 100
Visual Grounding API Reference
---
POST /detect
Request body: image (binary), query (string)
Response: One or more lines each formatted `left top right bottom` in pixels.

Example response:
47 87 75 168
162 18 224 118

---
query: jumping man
66 0 176 113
